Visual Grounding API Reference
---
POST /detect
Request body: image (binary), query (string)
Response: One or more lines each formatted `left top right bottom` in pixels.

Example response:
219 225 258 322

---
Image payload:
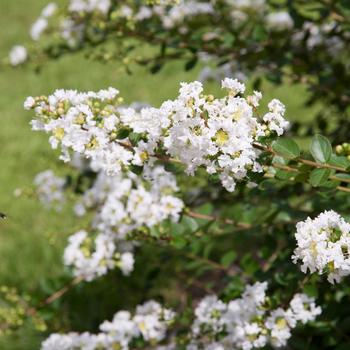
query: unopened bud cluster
335 142 350 161
0 286 46 335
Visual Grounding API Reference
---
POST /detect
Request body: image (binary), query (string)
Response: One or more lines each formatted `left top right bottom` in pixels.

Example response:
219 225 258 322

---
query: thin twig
272 163 350 184
28 276 83 316
254 143 347 172
185 210 251 229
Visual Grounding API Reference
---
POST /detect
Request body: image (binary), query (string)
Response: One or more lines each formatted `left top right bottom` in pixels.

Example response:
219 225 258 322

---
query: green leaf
310 134 332 163
329 154 350 169
275 169 295 180
129 132 142 146
334 173 350 181
303 284 319 298
182 216 199 233
272 139 300 159
116 127 130 139
129 165 143 175
309 168 331 187
220 251 237 267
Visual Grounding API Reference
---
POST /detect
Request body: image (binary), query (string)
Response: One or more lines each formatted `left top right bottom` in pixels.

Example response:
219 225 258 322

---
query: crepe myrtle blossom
73 165 183 238
34 163 183 281
293 210 350 284
41 282 320 350
9 45 27 66
30 2 57 40
62 165 183 281
292 21 346 55
41 300 175 350
63 230 134 281
34 170 66 209
265 11 294 32
25 79 289 192
189 282 321 350
69 0 111 15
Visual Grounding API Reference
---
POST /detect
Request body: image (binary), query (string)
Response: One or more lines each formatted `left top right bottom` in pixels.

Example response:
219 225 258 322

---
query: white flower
41 282 321 350
99 310 139 347
263 99 289 136
41 333 75 350
69 0 111 14
63 231 117 281
266 11 294 31
31 17 48 40
118 252 135 276
221 78 246 95
265 308 291 347
189 282 320 350
34 170 65 209
247 91 262 108
26 79 289 192
42 300 175 349
288 294 322 324
292 210 350 283
9 45 27 66
134 301 175 342
192 296 227 336
24 96 35 109
41 3 57 18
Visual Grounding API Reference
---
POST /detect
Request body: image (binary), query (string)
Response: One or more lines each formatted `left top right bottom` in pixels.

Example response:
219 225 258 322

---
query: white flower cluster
34 170 66 209
41 283 321 350
265 11 294 32
69 0 111 15
63 229 134 281
293 210 350 284
9 45 27 66
120 0 293 34
152 1 215 29
292 21 347 55
64 165 183 281
188 282 321 350
41 300 176 350
27 0 110 48
114 0 214 30
25 79 289 192
228 0 293 31
228 0 266 25
30 2 57 41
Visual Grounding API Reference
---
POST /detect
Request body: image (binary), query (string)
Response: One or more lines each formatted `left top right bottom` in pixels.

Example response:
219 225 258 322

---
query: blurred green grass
0 1 321 348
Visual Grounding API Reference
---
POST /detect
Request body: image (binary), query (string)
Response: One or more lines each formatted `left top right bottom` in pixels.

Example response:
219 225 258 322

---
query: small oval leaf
309 168 331 187
272 139 300 159
310 134 332 163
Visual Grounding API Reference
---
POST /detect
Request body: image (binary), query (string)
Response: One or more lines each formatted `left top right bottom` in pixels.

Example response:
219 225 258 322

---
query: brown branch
272 163 350 184
337 186 350 193
185 210 251 229
177 271 215 294
254 143 347 172
28 276 83 317
116 140 182 164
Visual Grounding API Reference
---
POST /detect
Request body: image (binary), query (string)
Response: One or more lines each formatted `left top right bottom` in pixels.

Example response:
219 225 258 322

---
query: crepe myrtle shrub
6 0 350 141
1 77 347 349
